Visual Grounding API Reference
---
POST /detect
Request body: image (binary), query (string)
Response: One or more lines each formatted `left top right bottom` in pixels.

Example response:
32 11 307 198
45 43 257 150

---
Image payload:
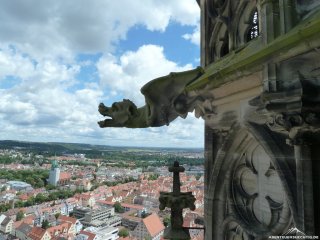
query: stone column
310 143 320 235
293 137 315 234
279 0 298 34
204 125 214 240
260 0 281 44
204 125 225 240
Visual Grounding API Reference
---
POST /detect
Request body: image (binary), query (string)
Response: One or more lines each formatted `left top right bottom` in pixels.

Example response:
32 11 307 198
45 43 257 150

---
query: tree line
0 169 49 188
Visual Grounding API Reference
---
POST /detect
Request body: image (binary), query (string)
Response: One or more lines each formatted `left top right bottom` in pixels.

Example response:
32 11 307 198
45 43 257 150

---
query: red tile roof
97 200 144 210
19 194 29 201
143 213 165 237
59 172 71 181
122 203 144 210
27 227 48 240
47 222 72 236
78 230 96 240
58 215 77 224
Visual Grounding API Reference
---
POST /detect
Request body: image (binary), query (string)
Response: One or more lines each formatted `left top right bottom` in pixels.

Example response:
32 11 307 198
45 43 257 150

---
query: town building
0 214 13 234
121 210 141 231
76 193 96 207
75 230 97 240
47 221 74 239
27 226 51 240
58 172 72 185
97 200 145 214
48 160 72 186
13 223 32 240
6 181 32 191
73 206 121 228
131 213 164 240
58 215 83 234
81 226 119 240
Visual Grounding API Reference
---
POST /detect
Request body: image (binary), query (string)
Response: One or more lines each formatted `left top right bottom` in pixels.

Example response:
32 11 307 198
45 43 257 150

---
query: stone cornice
186 9 320 91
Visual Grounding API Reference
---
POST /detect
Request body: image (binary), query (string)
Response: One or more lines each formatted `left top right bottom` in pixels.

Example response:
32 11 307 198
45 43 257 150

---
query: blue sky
0 0 204 148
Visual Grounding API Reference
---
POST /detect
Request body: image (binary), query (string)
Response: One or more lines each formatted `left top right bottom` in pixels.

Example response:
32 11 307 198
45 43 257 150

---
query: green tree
41 220 50 229
141 211 150 218
0 203 10 212
16 211 25 221
48 192 58 200
25 196 35 207
148 174 159 181
163 215 171 227
118 228 129 237
55 213 61 220
35 193 47 204
15 201 24 208
45 184 56 190
34 177 44 188
114 202 125 213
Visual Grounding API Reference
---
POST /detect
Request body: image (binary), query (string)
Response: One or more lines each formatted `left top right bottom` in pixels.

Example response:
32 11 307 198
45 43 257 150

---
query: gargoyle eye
128 105 135 115
112 103 118 111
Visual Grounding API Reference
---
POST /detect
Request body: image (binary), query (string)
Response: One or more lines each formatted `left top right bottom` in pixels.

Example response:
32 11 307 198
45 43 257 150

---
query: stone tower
198 0 320 238
49 159 60 186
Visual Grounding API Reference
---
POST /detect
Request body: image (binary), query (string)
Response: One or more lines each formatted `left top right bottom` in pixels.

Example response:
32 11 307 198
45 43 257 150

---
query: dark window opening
220 36 229 57
246 10 259 41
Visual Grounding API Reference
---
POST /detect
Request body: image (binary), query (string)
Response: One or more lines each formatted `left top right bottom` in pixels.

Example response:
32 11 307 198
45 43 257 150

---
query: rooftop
143 213 165 237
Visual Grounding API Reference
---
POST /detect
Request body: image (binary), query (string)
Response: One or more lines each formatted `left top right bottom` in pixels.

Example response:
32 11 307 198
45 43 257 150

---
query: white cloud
97 44 192 106
96 44 204 147
0 46 35 79
0 1 203 148
0 45 204 147
0 48 104 141
183 26 200 46
0 0 199 61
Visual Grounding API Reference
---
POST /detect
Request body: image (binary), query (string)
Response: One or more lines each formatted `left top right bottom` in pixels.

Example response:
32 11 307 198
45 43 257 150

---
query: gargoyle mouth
98 119 114 128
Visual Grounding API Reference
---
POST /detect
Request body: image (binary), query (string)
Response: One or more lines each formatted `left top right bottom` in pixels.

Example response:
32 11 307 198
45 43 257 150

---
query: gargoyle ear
127 105 138 116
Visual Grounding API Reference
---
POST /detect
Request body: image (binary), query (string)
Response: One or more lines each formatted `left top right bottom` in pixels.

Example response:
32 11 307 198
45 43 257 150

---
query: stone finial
159 161 196 240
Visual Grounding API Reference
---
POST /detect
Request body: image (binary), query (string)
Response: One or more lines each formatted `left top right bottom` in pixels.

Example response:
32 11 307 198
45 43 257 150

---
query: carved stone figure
98 67 204 128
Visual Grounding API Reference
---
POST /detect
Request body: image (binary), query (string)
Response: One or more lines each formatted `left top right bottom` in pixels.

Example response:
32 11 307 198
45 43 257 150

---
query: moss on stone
186 10 320 91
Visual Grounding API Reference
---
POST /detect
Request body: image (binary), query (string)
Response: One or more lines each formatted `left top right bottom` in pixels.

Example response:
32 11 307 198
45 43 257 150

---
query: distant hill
0 140 116 154
0 140 203 155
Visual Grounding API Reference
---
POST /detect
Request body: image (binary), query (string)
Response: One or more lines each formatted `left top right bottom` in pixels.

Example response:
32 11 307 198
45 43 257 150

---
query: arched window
246 9 259 41
220 35 229 57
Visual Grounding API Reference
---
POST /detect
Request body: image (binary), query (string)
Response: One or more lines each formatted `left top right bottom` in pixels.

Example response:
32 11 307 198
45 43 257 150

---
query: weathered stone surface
201 0 320 239
98 67 205 128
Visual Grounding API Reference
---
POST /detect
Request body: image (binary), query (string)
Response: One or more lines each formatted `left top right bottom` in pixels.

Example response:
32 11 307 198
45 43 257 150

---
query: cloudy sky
0 0 204 148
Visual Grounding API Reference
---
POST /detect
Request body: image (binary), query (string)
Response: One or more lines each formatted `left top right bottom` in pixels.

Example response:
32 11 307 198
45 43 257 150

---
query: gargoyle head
98 99 138 127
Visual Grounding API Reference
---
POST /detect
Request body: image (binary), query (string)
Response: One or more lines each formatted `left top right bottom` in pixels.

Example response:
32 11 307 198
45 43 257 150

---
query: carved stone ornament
98 67 216 128
204 125 295 240
249 71 320 137
225 143 292 238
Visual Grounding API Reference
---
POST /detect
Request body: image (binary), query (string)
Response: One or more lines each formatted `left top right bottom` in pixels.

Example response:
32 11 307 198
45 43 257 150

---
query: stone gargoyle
98 67 204 128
